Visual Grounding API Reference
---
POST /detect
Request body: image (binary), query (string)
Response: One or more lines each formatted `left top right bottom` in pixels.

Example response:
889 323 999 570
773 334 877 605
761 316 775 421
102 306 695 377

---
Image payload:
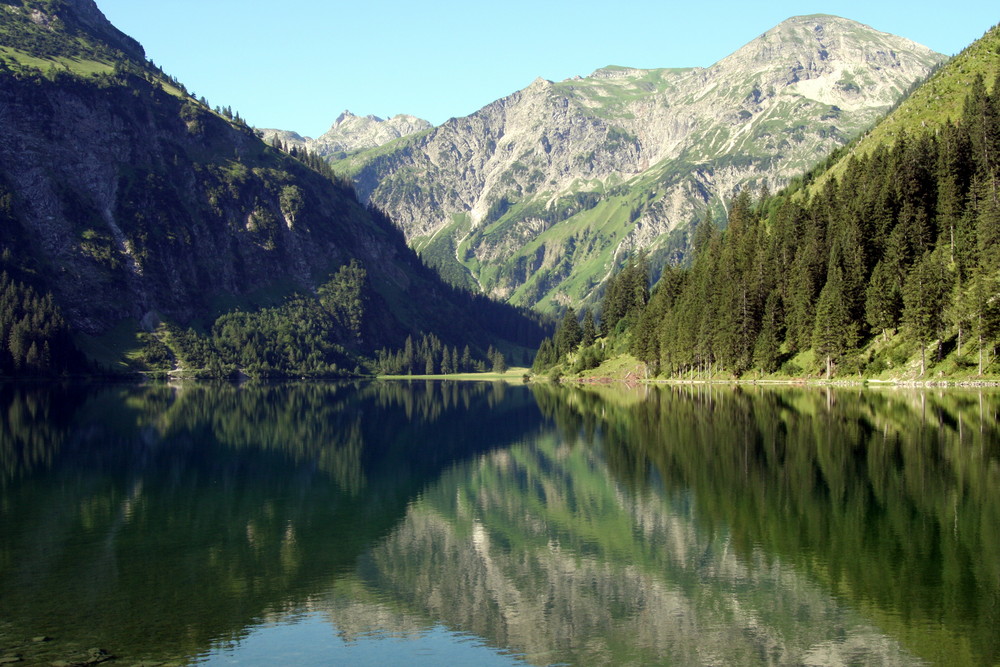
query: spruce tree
964 271 1000 374
812 263 855 379
555 307 582 357
581 308 596 347
903 250 949 375
865 260 902 340
492 350 507 374
752 291 783 374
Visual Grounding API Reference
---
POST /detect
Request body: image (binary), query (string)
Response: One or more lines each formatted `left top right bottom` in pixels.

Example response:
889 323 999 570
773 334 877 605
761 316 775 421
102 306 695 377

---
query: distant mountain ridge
329 15 946 311
258 111 433 159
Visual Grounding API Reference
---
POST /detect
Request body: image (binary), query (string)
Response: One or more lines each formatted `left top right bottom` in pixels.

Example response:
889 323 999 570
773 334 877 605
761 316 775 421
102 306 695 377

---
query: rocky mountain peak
718 14 936 73
590 66 651 79
335 110 357 124
334 16 946 310
261 110 433 159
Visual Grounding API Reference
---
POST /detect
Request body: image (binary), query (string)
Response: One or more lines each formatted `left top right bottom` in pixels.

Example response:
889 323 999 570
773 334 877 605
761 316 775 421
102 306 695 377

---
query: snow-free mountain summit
328 15 945 311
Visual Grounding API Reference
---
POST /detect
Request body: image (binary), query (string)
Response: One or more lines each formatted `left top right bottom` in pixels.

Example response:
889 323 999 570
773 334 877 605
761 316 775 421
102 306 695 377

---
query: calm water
0 381 997 666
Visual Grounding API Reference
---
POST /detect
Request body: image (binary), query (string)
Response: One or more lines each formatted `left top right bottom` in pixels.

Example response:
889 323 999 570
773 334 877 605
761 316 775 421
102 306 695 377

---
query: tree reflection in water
0 382 996 666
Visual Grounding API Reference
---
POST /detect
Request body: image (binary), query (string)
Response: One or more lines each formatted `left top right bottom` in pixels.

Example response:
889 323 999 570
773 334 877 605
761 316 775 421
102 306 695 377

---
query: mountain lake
0 380 997 666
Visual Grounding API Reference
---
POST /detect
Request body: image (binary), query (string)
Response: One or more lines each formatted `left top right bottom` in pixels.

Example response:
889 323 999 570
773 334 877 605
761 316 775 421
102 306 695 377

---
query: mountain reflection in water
0 381 996 666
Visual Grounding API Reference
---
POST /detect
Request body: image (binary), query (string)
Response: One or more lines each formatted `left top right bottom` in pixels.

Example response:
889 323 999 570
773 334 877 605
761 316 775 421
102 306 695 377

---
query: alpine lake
0 380 997 666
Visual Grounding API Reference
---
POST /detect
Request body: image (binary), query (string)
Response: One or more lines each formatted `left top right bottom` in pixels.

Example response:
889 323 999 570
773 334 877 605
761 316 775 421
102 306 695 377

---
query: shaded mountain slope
0 0 544 375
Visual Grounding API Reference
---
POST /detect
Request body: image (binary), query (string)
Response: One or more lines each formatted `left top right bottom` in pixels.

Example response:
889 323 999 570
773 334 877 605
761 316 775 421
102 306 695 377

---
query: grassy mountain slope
813 22 1000 189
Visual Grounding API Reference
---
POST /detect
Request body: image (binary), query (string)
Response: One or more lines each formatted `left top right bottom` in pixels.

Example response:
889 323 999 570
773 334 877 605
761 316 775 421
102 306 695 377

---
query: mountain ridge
258 110 433 160
327 14 946 311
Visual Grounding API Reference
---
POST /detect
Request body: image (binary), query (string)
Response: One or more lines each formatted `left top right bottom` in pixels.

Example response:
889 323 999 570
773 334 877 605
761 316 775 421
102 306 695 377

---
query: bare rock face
338 15 945 310
258 111 433 158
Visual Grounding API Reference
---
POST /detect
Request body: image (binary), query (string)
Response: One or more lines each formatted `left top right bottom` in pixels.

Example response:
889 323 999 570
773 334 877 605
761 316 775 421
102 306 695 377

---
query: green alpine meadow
1 1 999 665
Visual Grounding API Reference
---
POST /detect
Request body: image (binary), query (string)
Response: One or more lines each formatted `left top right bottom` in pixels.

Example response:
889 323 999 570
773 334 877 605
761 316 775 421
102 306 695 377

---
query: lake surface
1 381 997 666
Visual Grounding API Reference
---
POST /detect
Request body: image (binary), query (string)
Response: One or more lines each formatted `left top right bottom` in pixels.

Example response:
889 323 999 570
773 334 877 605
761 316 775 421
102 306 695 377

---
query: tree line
532 254 648 376
373 333 507 376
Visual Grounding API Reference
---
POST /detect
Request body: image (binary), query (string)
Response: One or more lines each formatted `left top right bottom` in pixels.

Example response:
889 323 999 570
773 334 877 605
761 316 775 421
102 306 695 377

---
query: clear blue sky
96 0 997 137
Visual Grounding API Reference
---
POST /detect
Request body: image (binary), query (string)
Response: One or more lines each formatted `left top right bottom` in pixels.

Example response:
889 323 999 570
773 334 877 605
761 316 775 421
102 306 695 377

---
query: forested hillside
535 24 1000 381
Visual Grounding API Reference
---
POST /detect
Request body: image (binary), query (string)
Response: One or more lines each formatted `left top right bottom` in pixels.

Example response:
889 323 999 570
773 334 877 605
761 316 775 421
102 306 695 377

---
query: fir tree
865 260 902 340
555 307 582 357
752 291 783 374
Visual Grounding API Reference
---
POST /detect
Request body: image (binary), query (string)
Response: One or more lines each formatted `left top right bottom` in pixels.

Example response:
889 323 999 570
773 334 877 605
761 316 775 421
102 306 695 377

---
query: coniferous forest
535 72 1000 380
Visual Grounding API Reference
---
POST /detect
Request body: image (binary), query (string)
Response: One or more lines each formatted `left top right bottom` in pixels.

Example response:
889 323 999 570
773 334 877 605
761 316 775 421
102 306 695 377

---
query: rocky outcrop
340 15 946 310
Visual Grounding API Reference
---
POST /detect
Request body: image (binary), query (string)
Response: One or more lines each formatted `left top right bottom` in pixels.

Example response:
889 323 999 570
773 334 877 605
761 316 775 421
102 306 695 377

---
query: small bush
864 356 887 376
779 360 802 376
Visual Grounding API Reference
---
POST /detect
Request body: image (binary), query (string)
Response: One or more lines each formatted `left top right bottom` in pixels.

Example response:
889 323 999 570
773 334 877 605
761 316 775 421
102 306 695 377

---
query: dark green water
0 381 997 666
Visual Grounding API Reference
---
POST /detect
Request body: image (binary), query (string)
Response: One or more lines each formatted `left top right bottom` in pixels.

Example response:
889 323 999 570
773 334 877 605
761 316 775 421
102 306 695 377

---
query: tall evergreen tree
813 263 856 379
865 259 902 340
555 307 582 357
581 308 596 348
963 271 1000 374
752 291 783 374
903 250 949 375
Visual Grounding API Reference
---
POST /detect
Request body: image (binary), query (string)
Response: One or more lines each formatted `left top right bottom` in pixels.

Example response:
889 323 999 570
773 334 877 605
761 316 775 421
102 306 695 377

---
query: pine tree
937 120 974 271
865 259 902 340
532 338 556 372
964 271 1000 375
403 335 415 375
752 291 783 374
555 307 582 357
492 350 507 374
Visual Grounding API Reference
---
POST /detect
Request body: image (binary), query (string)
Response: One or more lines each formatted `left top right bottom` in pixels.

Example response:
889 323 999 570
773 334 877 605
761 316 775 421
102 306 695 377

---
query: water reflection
0 382 997 665
0 380 540 665
531 384 1000 665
